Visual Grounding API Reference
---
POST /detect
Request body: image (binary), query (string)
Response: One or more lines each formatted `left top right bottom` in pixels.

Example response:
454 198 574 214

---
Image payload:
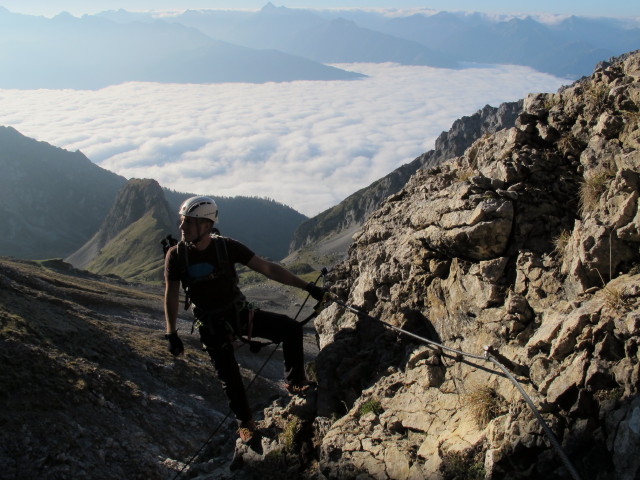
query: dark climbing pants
198 309 305 424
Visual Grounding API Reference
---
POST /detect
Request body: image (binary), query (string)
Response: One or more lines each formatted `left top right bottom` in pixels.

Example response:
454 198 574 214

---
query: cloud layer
0 63 568 216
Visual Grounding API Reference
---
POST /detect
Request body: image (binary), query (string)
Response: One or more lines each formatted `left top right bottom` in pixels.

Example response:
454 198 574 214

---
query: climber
163 196 325 444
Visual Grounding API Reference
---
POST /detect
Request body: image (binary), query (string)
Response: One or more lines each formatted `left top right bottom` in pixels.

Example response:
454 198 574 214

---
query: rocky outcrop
420 101 523 171
66 178 175 281
228 51 640 480
289 101 523 255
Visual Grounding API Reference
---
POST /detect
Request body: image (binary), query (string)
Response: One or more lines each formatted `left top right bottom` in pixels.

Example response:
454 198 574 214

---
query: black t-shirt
165 236 254 309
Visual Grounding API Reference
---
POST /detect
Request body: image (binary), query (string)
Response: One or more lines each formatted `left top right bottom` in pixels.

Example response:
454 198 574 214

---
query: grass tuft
465 386 504 429
553 229 571 258
579 169 614 216
280 416 303 452
455 167 476 183
586 83 610 114
603 285 632 312
557 133 584 157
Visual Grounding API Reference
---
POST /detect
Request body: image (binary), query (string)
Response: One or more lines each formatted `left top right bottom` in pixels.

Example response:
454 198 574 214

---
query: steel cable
328 294 582 480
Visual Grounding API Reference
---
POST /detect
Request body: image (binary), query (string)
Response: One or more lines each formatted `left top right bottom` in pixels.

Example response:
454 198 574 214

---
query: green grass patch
280 416 303 452
357 398 384 418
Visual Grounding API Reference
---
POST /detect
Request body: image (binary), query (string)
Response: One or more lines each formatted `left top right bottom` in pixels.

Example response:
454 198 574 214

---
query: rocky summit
223 51 640 479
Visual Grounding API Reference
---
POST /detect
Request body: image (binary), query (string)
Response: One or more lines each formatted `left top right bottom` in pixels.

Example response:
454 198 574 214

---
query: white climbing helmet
178 196 218 224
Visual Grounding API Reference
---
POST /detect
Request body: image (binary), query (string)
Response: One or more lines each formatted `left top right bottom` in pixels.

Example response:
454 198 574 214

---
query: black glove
165 332 184 356
305 282 327 302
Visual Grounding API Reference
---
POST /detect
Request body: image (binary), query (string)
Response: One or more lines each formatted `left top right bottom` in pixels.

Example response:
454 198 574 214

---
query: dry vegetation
579 168 615 215
465 385 505 429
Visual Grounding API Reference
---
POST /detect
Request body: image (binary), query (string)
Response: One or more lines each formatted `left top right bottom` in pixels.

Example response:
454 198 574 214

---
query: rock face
289 101 523 254
228 51 640 479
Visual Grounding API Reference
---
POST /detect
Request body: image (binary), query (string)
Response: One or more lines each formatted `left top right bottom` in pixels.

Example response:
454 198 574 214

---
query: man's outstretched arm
246 255 307 289
246 255 326 301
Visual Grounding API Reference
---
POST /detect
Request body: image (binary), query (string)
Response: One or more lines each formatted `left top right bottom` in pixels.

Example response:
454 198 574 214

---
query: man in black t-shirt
164 196 325 443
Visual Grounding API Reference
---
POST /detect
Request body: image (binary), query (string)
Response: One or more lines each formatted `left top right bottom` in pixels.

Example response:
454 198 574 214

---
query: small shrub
543 94 558 111
621 109 640 133
594 386 624 403
465 386 504 429
265 448 285 461
238 270 264 285
357 398 383 418
456 167 475 183
557 133 584 157
280 416 303 452
587 83 610 113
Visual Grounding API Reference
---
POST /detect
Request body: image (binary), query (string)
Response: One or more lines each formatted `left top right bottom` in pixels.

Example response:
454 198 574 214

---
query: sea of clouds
0 63 568 216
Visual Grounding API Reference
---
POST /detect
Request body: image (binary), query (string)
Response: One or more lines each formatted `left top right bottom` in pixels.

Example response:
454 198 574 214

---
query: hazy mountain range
161 3 638 78
0 6 362 89
104 3 639 78
1 3 638 89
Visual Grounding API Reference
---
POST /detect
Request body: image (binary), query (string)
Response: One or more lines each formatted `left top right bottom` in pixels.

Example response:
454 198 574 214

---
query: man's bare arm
164 280 181 334
246 255 308 289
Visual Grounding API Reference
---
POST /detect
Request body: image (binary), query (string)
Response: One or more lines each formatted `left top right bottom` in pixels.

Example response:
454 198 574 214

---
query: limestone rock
305 50 640 480
227 51 640 480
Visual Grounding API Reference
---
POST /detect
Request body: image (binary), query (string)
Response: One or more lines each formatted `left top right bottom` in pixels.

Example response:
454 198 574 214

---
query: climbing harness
169 272 327 480
326 293 582 480
171 234 261 348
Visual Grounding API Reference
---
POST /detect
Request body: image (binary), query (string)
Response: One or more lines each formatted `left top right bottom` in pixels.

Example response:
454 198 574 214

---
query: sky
0 0 638 17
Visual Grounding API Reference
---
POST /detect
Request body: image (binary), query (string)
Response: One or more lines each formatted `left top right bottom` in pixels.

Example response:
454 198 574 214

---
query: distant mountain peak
65 178 175 279
94 178 173 243
262 2 278 12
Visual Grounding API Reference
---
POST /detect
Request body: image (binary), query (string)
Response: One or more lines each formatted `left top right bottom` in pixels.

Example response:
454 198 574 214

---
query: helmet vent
188 201 210 213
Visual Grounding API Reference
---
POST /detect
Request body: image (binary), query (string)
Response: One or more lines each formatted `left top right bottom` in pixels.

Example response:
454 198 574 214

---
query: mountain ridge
170 6 456 69
0 126 307 263
0 126 126 259
129 7 640 79
288 101 523 258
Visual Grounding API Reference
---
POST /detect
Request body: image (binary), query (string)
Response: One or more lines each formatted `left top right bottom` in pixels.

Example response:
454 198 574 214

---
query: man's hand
305 282 327 302
165 332 184 356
